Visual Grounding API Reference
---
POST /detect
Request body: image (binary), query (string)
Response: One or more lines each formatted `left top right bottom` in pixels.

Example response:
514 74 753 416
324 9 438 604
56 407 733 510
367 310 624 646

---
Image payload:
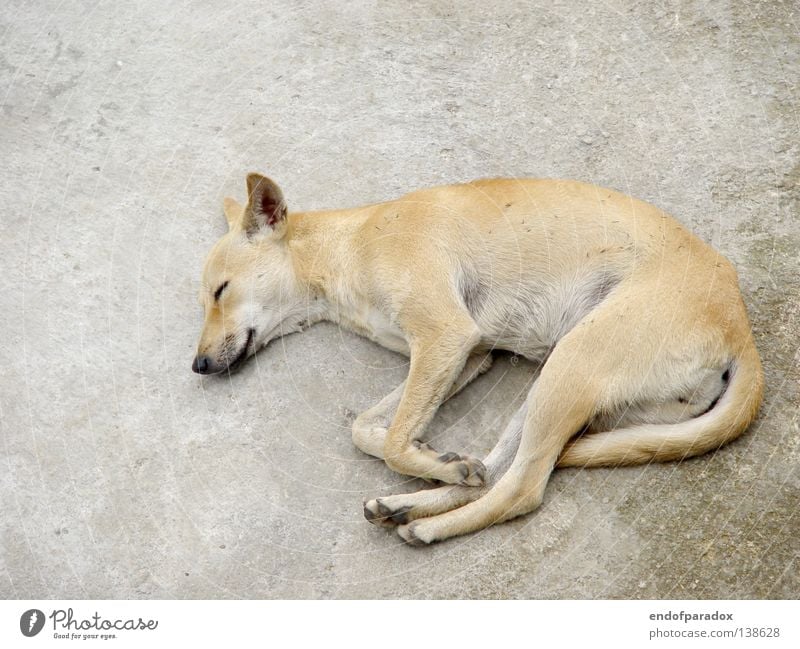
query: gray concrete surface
1 0 798 599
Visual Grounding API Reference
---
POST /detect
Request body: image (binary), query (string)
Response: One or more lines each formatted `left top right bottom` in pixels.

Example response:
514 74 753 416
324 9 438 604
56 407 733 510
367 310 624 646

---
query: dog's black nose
192 355 212 374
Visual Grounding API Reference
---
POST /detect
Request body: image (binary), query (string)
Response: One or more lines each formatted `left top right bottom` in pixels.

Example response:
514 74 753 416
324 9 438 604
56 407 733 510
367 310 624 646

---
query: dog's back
356 178 735 362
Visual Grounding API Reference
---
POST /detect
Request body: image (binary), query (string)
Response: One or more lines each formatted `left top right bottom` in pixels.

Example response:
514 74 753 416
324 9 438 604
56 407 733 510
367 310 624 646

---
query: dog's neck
285 207 372 321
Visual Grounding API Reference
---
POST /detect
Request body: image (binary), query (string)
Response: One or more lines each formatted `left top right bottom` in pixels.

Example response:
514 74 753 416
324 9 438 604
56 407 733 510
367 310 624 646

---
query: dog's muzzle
191 328 255 375
191 354 221 374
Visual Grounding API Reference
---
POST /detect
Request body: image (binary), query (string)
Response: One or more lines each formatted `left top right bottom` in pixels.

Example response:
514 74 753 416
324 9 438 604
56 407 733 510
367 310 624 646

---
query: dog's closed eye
213 281 229 302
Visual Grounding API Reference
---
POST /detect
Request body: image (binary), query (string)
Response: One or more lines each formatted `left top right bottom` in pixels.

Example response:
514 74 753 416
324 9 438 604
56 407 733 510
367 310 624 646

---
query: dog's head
192 173 310 375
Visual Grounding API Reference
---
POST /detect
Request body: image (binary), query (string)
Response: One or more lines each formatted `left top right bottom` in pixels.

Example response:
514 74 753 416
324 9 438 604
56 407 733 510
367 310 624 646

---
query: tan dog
193 174 763 544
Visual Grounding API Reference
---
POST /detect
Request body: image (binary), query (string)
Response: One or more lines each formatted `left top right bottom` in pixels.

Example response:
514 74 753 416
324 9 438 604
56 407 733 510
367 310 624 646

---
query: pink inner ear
260 195 283 226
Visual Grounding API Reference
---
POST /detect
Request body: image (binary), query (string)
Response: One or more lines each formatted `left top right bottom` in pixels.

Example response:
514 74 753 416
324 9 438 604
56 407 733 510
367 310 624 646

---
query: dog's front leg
351 382 406 459
381 319 486 485
364 393 525 528
352 352 493 459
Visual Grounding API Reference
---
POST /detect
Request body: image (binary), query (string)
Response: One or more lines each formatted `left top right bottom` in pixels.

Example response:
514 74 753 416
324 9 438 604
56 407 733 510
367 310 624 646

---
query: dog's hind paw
397 521 433 546
363 498 412 528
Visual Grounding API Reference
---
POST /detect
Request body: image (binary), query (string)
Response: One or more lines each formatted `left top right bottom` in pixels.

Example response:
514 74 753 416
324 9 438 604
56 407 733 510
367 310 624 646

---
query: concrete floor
1 0 798 599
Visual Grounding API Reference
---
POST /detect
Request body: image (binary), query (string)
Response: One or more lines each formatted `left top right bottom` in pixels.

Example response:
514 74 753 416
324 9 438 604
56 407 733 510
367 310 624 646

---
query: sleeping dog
192 174 763 544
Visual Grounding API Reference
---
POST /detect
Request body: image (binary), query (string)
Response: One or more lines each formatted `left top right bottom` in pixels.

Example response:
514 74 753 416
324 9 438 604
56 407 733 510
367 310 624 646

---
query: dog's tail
556 339 764 468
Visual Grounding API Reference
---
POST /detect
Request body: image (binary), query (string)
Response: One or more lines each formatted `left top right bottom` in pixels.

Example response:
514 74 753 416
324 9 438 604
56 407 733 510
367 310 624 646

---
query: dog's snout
192 355 213 374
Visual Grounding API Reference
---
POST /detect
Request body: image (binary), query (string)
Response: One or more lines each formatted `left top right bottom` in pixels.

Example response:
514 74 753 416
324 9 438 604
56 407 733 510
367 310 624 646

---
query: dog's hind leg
364 393 525 528
352 352 493 459
394 278 744 544
395 320 606 544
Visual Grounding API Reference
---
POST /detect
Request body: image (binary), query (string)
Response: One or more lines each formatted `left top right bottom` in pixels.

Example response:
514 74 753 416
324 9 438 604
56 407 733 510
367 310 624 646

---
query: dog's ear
222 197 244 230
243 173 288 236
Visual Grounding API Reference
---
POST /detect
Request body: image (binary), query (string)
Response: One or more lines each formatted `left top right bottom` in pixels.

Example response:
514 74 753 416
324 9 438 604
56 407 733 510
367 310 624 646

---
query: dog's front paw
431 450 486 486
454 456 486 487
363 497 413 528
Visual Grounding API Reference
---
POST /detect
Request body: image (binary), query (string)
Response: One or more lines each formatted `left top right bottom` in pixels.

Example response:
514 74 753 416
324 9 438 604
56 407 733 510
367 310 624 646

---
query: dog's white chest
363 306 409 354
341 302 409 355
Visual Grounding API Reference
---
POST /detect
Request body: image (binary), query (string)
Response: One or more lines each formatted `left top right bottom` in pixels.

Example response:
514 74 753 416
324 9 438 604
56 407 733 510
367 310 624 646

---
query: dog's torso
291 178 733 364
